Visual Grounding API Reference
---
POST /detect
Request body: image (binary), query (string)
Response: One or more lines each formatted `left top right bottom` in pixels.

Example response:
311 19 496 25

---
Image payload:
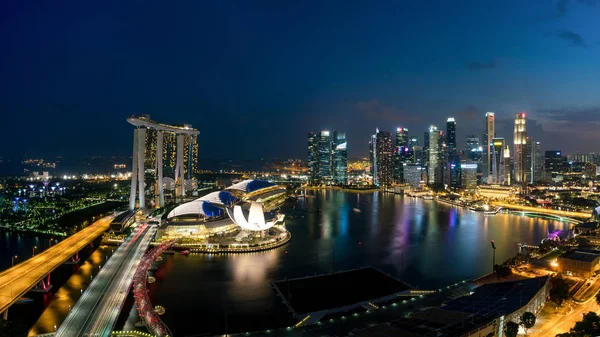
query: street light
490 240 496 273
12 255 18 267
33 246 38 256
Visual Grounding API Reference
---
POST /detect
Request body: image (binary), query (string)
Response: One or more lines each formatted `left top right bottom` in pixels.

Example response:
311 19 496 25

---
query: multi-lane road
55 224 156 337
0 216 113 316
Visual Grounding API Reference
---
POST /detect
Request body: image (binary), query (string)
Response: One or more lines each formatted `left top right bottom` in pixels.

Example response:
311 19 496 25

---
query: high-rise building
308 130 347 185
446 118 456 151
427 125 440 184
318 131 332 181
371 129 393 186
465 134 482 163
332 131 348 184
404 163 424 187
394 127 409 183
513 113 527 184
460 163 478 191
307 132 319 184
483 112 495 183
524 137 533 184
490 137 505 184
545 150 568 173
533 141 543 183
183 134 198 178
504 145 512 185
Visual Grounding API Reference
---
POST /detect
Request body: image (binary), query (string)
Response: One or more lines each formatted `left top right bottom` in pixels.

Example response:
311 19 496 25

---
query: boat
353 208 361 213
423 195 434 200
181 250 190 256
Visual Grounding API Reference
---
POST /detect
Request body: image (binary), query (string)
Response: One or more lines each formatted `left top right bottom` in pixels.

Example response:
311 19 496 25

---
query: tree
495 265 512 279
569 311 600 336
504 321 519 337
550 276 570 306
520 311 536 336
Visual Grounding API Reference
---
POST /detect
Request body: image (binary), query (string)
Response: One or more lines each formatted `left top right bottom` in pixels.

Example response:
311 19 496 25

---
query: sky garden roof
226 179 274 193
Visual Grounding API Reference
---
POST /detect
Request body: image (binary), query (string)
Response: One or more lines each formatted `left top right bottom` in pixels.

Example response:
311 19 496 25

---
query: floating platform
273 267 411 325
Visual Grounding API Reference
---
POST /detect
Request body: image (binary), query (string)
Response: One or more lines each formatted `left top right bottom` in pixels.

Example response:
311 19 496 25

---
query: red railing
132 240 176 337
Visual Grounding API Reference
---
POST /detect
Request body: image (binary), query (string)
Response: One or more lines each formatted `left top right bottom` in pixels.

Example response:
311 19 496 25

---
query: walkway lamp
12 255 18 267
33 245 38 256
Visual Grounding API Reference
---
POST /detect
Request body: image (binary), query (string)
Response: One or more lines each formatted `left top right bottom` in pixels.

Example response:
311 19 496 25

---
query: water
118 190 570 336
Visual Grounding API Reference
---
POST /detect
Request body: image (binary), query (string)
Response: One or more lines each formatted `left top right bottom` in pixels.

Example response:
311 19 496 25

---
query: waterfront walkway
55 224 156 337
0 216 113 316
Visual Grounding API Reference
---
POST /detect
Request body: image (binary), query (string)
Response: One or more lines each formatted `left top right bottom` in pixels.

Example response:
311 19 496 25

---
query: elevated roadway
491 202 590 220
0 216 113 317
55 224 156 337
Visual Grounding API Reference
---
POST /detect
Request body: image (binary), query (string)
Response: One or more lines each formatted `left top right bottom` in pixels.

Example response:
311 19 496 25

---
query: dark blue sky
1 0 599 160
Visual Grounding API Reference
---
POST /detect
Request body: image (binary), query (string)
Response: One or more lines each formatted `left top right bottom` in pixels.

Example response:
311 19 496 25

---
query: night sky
1 1 599 160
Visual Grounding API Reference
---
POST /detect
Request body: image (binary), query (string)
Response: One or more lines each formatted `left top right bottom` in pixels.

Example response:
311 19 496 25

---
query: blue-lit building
332 131 348 184
308 130 347 185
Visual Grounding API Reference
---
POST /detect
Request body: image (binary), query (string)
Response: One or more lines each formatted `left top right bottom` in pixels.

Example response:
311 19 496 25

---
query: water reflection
137 191 570 335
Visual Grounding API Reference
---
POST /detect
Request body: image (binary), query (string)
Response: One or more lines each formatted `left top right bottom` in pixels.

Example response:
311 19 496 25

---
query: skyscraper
427 125 439 184
371 129 393 186
533 141 543 183
465 134 482 163
332 131 348 184
490 137 505 184
318 131 332 181
308 130 347 185
504 145 512 185
307 132 319 184
513 112 527 184
483 112 495 183
446 118 459 188
394 127 409 183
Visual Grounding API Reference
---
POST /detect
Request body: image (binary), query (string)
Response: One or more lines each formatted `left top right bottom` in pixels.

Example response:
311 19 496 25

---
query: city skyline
1 1 600 160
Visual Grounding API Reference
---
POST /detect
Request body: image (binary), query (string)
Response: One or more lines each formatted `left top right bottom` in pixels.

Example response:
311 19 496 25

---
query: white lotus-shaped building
226 201 283 231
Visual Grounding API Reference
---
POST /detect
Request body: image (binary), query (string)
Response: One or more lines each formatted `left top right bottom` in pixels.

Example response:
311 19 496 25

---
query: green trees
504 321 519 337
550 276 570 305
520 311 536 335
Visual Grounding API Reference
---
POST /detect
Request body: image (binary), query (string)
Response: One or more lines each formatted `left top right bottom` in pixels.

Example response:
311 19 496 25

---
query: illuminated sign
461 164 477 169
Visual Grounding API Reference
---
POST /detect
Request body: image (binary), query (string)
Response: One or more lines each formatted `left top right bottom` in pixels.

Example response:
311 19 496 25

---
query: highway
0 216 113 315
491 201 590 219
55 224 156 337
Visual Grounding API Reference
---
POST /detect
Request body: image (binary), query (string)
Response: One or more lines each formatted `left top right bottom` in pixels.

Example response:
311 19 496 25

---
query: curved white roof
226 179 274 193
198 191 238 206
226 201 275 231
167 200 223 219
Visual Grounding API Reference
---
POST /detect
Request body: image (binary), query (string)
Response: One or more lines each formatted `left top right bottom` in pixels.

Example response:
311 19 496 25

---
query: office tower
504 145 512 185
332 131 348 184
183 133 198 178
545 150 568 173
513 113 527 183
427 125 439 183
465 134 482 163
318 131 332 181
483 112 495 183
307 132 319 184
524 137 533 184
409 137 419 148
490 138 505 184
163 132 177 176
460 163 478 191
403 163 423 187
394 127 410 183
446 118 456 150
370 134 377 182
533 141 543 183
446 118 459 188
371 129 393 186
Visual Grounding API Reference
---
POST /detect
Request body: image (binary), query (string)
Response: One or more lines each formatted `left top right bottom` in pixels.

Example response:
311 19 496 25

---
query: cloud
535 106 600 142
555 30 587 47
466 60 498 71
355 99 421 123
537 106 600 122
537 0 598 21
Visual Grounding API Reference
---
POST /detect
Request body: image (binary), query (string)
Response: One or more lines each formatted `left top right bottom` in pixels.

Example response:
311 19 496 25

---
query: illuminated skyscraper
394 127 409 183
332 131 348 184
318 130 332 181
490 137 505 184
371 128 393 186
514 112 527 183
427 125 439 183
446 118 456 151
307 132 319 184
446 118 459 188
183 133 198 178
533 141 543 183
504 145 512 185
483 112 495 183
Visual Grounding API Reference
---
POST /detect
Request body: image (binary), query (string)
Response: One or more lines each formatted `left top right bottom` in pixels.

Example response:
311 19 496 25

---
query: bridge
0 216 113 319
491 202 589 221
55 224 156 337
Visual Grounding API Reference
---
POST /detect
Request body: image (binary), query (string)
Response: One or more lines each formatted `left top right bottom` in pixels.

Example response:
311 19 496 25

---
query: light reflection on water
135 191 571 335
